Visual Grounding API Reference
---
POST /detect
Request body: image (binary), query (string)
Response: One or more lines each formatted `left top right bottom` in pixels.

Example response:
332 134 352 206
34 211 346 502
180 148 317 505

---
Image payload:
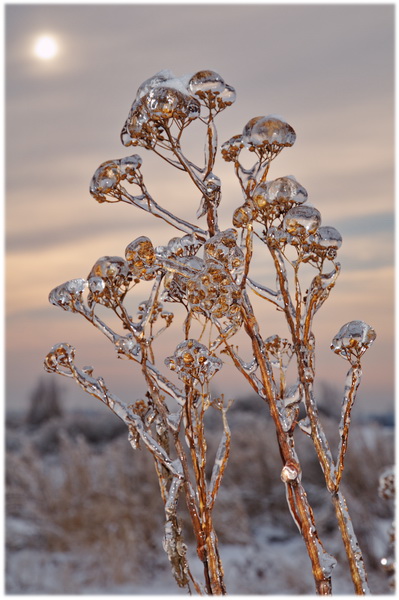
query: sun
34 35 58 60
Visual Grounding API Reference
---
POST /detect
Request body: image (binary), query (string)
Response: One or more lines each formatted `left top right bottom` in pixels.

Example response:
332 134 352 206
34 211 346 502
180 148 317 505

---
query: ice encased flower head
253 176 307 220
44 342 75 374
311 225 343 260
283 205 321 237
204 229 244 273
90 160 121 201
330 320 376 363
87 256 130 307
125 236 158 280
188 70 236 111
121 70 206 147
188 70 226 95
264 335 293 369
90 155 142 201
165 339 223 385
187 261 242 321
49 278 87 312
242 115 296 154
145 86 198 121
221 135 244 162
232 202 258 228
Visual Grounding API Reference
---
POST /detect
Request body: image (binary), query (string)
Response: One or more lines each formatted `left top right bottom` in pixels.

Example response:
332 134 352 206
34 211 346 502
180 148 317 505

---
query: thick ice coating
165 339 223 384
283 205 321 236
330 320 376 362
253 175 307 220
242 115 296 149
121 69 235 148
125 236 158 281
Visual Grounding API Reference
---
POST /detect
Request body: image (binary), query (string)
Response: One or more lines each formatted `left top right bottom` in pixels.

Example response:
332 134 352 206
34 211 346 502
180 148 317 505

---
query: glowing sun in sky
34 35 58 60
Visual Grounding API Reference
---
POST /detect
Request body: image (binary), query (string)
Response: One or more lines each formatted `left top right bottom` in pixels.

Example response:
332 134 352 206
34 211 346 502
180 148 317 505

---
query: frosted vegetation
5 401 394 594
40 70 393 594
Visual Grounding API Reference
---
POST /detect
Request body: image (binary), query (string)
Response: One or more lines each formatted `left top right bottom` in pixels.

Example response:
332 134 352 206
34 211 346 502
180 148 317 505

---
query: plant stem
241 293 333 594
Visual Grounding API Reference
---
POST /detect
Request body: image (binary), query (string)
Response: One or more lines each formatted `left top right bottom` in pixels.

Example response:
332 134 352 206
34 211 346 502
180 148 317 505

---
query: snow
5 407 395 594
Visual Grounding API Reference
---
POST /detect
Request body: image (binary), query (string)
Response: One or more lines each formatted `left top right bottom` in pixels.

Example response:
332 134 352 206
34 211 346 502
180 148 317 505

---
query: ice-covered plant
45 69 376 595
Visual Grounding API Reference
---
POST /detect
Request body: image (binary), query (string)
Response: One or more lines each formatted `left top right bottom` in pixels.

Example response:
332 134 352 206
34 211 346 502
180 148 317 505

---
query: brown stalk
241 297 333 594
269 244 369 593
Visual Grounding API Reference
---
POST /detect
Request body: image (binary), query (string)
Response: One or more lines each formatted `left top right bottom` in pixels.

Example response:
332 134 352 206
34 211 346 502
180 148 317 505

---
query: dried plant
45 69 377 595
378 466 395 591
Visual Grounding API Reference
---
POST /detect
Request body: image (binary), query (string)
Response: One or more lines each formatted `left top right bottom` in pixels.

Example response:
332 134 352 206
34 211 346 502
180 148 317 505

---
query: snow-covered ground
5 406 394 594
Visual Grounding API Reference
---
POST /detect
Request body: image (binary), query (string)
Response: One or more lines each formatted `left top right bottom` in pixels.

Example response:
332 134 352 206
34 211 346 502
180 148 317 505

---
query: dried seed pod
87 256 130 307
232 203 258 227
242 115 296 159
188 70 226 95
125 236 158 280
165 339 223 384
253 176 307 221
283 205 321 237
221 134 244 162
49 278 87 312
44 342 75 374
331 320 376 363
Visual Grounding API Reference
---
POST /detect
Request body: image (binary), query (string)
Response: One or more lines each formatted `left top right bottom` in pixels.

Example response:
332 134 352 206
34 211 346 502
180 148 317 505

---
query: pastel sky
6 3 394 414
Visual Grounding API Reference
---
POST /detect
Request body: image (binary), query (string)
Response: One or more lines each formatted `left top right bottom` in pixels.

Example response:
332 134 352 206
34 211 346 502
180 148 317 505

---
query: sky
5 2 394 415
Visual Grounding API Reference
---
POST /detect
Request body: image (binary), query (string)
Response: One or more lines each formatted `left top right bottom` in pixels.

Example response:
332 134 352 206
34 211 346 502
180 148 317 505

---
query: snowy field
5 401 394 595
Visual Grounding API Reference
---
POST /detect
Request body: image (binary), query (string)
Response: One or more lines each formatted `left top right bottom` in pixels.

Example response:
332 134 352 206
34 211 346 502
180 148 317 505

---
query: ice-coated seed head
253 176 307 222
90 160 121 201
145 86 198 122
243 115 296 150
314 226 342 250
221 134 244 162
44 342 75 374
125 236 158 280
136 70 175 99
89 256 129 281
232 203 258 228
216 84 237 108
49 278 87 312
188 70 225 95
145 86 181 119
119 154 142 178
331 320 376 363
283 205 321 236
87 256 130 307
267 176 307 205
165 339 223 384
264 335 293 368
204 229 244 274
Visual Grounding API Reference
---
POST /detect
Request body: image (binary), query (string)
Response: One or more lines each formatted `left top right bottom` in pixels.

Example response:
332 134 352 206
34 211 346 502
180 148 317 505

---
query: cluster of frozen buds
222 114 296 163
90 154 142 203
165 339 223 385
330 320 376 365
264 334 293 369
120 69 236 149
165 229 245 323
44 342 76 376
233 172 343 263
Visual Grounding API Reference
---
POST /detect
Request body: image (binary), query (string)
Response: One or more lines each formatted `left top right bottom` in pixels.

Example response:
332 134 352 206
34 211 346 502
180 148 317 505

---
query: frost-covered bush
45 69 379 594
